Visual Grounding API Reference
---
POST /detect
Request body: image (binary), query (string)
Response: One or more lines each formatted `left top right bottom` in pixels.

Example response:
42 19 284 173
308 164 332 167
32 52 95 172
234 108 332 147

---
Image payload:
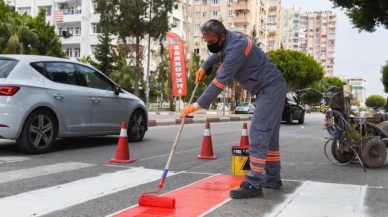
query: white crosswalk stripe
0 160 373 217
0 156 29 165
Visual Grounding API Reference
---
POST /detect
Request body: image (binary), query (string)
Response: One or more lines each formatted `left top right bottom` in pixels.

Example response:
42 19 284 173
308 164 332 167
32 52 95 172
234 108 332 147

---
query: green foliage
104 0 176 97
93 0 118 76
27 7 64 57
267 49 325 91
0 4 63 57
250 25 261 47
380 61 388 93
155 49 174 110
359 107 368 112
329 0 388 32
365 95 386 111
302 76 347 104
1 16 39 54
109 56 135 92
77 55 92 64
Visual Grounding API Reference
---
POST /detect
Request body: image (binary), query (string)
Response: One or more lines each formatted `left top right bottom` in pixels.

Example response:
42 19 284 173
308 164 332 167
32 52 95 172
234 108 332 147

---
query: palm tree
0 16 39 54
77 55 92 64
109 56 135 92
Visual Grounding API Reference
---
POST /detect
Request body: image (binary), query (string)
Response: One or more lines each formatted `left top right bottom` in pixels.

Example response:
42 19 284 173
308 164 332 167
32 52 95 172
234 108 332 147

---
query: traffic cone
240 123 249 147
110 122 135 163
197 122 217 160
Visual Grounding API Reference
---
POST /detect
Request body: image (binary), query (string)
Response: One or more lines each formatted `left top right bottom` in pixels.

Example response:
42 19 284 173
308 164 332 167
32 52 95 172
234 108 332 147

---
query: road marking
0 156 29 164
265 181 368 217
108 174 244 217
0 162 95 184
0 167 178 217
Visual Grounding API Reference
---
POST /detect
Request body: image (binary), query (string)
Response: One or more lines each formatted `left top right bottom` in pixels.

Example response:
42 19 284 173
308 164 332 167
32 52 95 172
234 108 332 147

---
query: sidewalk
148 110 233 115
148 115 252 127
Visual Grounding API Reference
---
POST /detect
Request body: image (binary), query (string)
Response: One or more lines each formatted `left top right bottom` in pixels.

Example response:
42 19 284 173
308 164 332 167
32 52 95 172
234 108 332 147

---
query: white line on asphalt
105 173 220 217
198 198 232 217
181 171 221 176
0 167 179 217
103 164 137 169
0 162 95 184
137 141 238 161
0 156 29 164
265 181 368 217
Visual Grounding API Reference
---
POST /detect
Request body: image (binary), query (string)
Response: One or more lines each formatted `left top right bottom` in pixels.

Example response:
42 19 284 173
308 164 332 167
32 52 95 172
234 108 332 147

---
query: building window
228 10 233 16
195 24 200 30
194 48 199 54
66 48 73 57
212 0 219 5
74 48 80 57
45 6 52 16
212 11 218 17
203 12 207 17
195 12 200 17
202 0 207 5
75 27 81 36
92 24 101 34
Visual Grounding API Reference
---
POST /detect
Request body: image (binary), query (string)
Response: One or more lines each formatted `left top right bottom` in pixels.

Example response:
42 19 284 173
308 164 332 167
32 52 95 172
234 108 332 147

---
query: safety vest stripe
212 79 225 90
250 163 264 173
267 157 280 162
250 156 266 164
267 151 280 155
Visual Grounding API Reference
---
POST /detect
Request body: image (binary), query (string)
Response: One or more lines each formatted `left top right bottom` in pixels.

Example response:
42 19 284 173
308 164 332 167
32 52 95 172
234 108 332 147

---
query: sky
282 0 388 98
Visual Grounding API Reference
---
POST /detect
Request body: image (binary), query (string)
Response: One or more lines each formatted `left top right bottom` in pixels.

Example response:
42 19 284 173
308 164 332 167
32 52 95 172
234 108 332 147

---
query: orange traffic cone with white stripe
240 123 249 147
110 122 135 163
197 122 217 160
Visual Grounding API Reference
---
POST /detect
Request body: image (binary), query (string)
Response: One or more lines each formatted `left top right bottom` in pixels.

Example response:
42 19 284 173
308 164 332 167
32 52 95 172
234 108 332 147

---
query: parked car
0 55 148 154
282 92 305 124
234 102 255 114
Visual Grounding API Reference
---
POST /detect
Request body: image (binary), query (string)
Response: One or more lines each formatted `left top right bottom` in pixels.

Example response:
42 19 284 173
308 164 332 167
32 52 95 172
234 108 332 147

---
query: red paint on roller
112 175 244 217
138 195 176 208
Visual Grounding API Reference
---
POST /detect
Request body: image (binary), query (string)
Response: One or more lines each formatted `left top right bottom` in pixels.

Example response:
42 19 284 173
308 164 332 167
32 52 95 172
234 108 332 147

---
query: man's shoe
262 180 282 189
230 181 263 199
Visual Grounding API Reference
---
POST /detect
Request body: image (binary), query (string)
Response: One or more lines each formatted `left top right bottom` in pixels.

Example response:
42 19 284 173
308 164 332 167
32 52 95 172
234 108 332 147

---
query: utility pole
145 1 152 110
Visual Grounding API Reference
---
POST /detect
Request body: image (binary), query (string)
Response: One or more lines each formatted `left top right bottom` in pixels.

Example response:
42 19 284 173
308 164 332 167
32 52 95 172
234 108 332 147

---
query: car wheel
127 109 146 142
298 112 305 124
16 109 58 154
286 112 293 124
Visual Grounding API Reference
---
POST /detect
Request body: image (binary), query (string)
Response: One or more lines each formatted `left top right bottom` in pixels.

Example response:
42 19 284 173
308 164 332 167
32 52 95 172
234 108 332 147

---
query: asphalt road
0 113 387 217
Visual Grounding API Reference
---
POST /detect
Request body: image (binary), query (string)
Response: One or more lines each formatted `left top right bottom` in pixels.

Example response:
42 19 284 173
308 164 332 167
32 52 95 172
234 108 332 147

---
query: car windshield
0 59 19 78
237 103 249 107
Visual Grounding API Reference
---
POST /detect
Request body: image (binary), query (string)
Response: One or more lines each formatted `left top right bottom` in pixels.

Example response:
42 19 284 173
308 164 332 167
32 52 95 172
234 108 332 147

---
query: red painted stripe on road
112 175 244 217
148 120 157 127
206 117 220 122
230 116 240 121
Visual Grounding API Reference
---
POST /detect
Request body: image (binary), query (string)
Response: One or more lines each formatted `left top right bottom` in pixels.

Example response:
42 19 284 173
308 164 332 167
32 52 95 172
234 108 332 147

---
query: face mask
207 35 224 53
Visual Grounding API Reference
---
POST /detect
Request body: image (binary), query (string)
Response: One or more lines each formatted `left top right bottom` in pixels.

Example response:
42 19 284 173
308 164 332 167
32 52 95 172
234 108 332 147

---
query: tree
113 0 176 97
380 61 388 97
267 49 325 91
28 7 64 57
1 16 39 54
109 56 135 93
329 0 388 32
93 0 118 76
302 77 347 105
250 25 261 47
77 55 92 64
365 95 386 111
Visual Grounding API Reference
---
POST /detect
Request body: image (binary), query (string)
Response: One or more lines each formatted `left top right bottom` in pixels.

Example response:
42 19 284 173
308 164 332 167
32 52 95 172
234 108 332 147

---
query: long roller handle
158 82 200 188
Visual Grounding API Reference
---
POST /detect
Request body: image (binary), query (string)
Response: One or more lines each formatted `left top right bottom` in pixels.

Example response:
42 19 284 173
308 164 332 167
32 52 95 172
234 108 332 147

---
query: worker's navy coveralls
196 30 287 188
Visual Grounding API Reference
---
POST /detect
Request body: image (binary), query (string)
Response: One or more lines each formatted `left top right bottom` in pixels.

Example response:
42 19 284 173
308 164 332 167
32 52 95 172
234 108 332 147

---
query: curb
148 116 252 127
148 111 234 115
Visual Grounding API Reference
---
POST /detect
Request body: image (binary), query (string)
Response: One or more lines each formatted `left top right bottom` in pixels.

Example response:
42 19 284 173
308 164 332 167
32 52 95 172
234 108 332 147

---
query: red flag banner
166 32 187 97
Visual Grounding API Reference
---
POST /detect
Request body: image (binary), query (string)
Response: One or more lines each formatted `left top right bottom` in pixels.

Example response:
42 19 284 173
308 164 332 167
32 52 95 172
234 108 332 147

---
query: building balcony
61 35 81 45
235 29 250 35
234 2 251 11
54 10 81 23
232 16 251 24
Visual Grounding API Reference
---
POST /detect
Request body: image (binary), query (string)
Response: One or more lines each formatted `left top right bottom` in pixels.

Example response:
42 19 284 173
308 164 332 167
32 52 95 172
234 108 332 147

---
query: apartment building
193 0 282 60
338 76 367 106
3 0 192 74
280 8 337 76
266 0 282 51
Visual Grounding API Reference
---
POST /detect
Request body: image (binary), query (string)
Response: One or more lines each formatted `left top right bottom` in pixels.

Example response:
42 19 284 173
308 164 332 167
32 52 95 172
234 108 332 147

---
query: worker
180 19 287 199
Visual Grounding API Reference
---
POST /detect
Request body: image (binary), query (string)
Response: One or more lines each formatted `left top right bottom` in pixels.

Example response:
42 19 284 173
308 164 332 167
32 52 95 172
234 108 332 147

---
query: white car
0 55 148 154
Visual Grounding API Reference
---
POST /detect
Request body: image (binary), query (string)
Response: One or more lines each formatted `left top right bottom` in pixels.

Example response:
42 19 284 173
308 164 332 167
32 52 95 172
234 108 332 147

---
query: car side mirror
114 86 121 95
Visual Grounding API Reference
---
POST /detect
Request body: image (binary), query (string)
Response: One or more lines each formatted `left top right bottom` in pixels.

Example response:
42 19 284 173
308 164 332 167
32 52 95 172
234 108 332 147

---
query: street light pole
145 1 152 110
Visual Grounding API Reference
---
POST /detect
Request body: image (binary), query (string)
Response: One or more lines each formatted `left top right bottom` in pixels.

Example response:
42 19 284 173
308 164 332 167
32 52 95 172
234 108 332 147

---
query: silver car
0 55 148 154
